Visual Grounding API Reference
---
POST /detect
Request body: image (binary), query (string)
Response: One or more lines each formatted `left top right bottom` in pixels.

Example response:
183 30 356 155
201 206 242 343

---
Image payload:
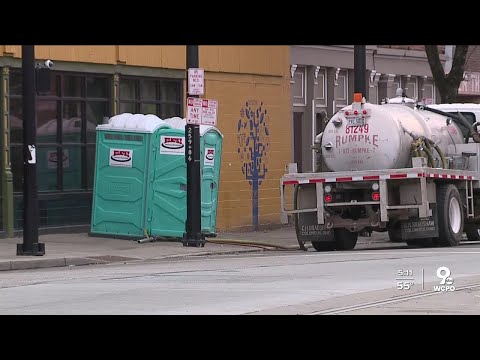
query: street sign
201 99 218 126
187 97 202 124
188 68 204 96
187 97 218 126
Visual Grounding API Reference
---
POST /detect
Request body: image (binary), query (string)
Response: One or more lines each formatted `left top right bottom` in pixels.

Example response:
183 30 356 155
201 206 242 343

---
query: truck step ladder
466 180 474 218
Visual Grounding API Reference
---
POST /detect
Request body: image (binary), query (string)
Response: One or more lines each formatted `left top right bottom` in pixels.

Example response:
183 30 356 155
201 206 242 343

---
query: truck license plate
348 117 365 126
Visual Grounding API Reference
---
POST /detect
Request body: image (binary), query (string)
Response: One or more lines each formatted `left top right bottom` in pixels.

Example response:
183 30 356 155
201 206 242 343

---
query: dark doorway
293 112 303 173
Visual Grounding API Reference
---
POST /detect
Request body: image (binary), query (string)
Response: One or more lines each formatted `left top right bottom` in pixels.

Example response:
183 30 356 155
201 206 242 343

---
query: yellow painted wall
1 46 286 76
1 45 292 231
202 67 291 230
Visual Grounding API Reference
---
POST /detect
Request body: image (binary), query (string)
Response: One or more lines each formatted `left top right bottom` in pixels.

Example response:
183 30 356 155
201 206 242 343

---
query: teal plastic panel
148 129 187 238
200 128 223 234
90 130 151 237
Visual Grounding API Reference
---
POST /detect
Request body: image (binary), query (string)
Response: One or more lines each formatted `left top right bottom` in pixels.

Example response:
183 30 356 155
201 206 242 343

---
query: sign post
183 46 205 247
17 45 45 256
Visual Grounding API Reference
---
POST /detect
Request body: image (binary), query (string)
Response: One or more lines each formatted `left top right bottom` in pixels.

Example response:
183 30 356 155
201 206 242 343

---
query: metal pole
17 45 45 256
183 45 204 247
354 45 366 96
311 99 316 172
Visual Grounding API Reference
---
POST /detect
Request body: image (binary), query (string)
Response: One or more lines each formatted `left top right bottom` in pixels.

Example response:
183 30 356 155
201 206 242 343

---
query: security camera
44 60 54 68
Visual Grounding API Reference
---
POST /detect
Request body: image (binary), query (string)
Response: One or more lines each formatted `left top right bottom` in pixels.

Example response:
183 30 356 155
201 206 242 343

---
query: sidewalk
0 226 393 272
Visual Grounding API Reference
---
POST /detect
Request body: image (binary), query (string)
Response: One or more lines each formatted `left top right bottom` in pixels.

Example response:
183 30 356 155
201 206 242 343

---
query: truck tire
334 229 358 250
388 227 403 243
465 225 480 241
311 241 335 252
405 238 436 248
436 184 464 247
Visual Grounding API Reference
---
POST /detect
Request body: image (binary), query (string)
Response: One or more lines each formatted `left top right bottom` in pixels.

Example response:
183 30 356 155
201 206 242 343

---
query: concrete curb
0 240 398 272
0 245 299 272
0 257 109 272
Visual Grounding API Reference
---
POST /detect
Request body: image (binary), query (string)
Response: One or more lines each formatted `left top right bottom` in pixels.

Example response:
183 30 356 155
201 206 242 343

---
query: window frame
119 76 183 118
9 69 112 194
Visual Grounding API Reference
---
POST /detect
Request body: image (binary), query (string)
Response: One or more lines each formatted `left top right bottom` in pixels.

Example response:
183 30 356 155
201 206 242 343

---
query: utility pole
183 45 204 247
354 45 367 96
17 45 45 256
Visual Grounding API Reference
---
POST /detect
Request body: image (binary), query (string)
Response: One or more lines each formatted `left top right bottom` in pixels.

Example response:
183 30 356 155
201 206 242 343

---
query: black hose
416 105 471 143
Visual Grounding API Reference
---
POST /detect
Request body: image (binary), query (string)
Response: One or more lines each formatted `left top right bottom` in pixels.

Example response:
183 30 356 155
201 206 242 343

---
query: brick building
290 45 441 173
458 45 480 103
0 46 291 237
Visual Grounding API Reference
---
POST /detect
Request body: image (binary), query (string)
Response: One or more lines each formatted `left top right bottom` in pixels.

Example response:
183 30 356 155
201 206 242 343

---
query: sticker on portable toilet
160 136 185 155
204 148 215 166
109 149 133 167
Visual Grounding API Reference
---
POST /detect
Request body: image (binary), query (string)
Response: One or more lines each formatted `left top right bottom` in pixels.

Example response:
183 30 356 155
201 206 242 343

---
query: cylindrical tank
321 102 464 172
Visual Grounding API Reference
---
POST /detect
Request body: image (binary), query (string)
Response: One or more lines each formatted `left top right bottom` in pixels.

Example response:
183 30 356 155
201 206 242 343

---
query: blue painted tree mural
237 100 270 229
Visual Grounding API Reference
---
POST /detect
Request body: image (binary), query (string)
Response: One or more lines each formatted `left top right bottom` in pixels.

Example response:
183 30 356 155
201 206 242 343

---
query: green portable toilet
91 113 173 238
146 124 188 239
162 117 223 236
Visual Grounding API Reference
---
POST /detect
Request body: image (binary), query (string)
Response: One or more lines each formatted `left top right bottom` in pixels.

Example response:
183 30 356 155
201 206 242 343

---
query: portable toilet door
199 125 223 235
162 117 223 236
91 113 171 238
147 127 188 238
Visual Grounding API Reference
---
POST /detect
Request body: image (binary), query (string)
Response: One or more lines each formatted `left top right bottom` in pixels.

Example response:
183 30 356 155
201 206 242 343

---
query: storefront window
119 76 182 119
9 70 111 228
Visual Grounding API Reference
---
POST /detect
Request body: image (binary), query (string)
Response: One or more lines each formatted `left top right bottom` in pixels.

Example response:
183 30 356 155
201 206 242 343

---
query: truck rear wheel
436 184 464 247
334 229 358 250
465 225 480 241
311 241 335 251
388 226 403 243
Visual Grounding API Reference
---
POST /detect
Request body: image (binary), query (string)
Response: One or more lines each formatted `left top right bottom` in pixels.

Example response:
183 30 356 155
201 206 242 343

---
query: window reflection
119 77 182 118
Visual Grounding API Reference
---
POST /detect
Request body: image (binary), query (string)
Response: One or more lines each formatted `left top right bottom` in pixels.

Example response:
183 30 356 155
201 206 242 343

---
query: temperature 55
396 269 415 290
397 281 414 290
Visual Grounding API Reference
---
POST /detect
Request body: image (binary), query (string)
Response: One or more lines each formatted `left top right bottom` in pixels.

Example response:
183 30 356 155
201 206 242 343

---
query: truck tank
320 100 465 172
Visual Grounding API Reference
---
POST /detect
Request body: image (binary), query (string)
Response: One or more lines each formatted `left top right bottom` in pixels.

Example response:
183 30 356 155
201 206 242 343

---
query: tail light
372 192 380 201
324 194 333 203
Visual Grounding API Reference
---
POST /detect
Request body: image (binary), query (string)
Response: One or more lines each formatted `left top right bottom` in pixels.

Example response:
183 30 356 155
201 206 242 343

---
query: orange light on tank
354 93 363 102
363 110 367 115
324 194 333 203
372 192 380 201
354 110 358 115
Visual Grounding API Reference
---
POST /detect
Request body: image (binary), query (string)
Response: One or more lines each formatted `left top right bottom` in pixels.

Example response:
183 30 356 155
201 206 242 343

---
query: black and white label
109 148 133 167
160 136 185 155
204 147 215 166
400 204 438 240
28 145 36 164
297 212 334 242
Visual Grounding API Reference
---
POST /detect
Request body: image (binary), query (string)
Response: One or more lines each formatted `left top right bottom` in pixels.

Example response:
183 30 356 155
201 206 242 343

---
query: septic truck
280 91 480 251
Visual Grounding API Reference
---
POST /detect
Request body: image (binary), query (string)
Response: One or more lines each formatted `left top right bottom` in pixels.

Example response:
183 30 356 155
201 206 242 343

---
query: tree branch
425 45 445 81
447 45 469 82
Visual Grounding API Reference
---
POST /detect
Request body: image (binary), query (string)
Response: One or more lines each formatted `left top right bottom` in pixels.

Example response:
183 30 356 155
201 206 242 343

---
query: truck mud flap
400 204 439 240
297 212 334 242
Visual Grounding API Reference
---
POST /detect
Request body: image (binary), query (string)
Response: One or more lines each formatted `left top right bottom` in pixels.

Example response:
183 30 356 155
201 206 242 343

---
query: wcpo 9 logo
434 266 455 292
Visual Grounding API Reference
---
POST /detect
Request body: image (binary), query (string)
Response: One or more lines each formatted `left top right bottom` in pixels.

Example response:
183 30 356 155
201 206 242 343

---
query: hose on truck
471 121 480 143
417 105 473 143
408 131 448 169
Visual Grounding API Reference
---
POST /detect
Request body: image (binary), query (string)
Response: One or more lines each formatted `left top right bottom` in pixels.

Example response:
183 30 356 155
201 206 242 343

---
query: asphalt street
0 244 479 314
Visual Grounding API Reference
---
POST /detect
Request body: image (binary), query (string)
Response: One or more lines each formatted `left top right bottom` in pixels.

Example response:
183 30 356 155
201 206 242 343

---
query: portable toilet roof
97 113 172 133
163 117 224 138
